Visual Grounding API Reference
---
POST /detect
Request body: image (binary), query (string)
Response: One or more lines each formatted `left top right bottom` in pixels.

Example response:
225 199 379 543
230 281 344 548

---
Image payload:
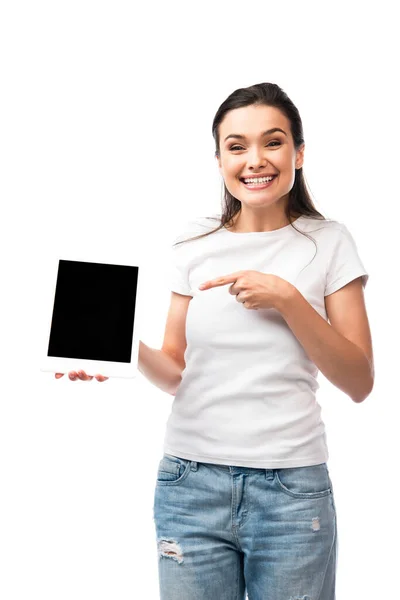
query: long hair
174 82 326 254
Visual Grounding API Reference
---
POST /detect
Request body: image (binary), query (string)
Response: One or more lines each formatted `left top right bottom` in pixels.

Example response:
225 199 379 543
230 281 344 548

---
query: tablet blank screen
47 260 138 363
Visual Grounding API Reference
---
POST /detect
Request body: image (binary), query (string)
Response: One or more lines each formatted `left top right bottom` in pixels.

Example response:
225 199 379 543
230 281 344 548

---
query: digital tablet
40 258 142 378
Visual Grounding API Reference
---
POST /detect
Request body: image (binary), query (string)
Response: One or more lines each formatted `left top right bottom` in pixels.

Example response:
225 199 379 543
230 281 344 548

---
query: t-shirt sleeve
324 224 369 296
168 234 193 297
166 215 219 297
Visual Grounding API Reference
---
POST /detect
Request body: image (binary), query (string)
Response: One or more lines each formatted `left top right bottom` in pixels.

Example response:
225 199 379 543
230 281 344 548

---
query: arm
138 341 183 396
276 277 374 403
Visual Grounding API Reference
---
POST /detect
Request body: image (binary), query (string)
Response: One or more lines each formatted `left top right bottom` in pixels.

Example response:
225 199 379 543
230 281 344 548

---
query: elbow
352 394 368 404
169 376 182 397
352 376 375 404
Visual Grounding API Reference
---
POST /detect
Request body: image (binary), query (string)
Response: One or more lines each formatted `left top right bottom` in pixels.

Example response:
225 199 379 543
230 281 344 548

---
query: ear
295 144 305 169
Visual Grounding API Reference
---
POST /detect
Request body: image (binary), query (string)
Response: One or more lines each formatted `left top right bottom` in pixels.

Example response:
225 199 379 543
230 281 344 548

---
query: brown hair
173 82 326 255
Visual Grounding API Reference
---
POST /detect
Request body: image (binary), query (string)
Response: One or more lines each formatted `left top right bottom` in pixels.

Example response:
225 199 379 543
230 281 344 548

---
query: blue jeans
153 454 338 600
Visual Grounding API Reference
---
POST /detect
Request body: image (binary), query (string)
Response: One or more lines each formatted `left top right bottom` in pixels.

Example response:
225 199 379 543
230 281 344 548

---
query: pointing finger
199 272 242 290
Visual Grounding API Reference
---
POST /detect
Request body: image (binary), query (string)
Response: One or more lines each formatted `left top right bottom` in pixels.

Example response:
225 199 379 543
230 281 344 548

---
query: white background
1 1 398 598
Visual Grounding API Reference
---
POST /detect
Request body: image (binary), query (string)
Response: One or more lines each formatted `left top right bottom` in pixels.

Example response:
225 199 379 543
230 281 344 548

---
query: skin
216 103 304 232
198 269 294 310
55 371 108 382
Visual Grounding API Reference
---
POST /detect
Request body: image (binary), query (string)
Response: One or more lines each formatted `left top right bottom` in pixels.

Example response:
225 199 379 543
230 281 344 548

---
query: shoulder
171 214 222 245
295 216 355 248
296 214 345 233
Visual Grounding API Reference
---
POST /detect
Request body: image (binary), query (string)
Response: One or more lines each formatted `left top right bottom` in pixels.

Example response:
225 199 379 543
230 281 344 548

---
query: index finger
199 273 241 290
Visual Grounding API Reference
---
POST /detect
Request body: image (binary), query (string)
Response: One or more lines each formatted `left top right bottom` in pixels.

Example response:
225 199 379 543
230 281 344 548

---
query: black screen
47 260 138 363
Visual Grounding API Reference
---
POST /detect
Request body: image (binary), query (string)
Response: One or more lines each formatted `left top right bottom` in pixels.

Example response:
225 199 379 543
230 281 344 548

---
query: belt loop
190 460 198 471
265 468 274 480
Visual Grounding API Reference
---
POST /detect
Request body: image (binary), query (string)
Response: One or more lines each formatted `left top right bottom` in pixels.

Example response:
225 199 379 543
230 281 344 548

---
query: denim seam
234 554 240 600
237 475 251 530
275 470 332 499
315 511 336 600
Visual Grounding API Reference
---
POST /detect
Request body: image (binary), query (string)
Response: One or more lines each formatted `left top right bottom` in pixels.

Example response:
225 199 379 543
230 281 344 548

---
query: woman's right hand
55 371 108 382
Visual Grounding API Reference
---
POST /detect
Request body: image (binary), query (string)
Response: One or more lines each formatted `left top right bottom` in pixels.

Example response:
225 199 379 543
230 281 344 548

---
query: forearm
276 287 373 403
138 341 183 395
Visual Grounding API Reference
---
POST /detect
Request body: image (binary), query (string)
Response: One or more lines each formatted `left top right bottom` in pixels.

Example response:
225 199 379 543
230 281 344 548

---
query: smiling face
216 104 305 221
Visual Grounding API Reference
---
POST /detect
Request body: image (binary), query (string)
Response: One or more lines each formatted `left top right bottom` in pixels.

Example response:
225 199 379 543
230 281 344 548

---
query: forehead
219 104 290 138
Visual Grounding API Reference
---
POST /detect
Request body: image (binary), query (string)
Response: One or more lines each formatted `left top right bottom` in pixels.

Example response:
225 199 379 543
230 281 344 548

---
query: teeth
243 176 274 184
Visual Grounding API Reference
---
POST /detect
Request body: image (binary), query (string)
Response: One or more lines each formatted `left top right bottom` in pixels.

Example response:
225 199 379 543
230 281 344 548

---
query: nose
246 147 268 170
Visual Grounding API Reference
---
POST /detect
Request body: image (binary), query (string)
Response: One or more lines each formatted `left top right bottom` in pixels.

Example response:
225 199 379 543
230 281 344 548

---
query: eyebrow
224 128 287 142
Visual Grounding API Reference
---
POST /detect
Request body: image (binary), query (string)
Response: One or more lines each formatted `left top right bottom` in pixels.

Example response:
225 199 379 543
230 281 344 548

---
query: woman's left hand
198 270 294 310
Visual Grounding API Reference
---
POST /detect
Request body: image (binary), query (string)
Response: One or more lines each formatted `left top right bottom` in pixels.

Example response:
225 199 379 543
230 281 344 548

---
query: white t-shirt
162 213 369 468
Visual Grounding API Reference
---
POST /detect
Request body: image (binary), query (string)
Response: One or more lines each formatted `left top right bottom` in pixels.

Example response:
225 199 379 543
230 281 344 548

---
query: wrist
274 281 298 315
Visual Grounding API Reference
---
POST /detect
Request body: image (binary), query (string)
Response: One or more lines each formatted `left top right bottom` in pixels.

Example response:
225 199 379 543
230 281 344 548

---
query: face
216 104 304 213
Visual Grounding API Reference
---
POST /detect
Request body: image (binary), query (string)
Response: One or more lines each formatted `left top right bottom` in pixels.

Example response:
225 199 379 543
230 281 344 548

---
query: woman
58 82 374 599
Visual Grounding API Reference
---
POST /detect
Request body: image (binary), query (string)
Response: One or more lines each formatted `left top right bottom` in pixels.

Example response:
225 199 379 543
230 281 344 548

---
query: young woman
57 82 374 599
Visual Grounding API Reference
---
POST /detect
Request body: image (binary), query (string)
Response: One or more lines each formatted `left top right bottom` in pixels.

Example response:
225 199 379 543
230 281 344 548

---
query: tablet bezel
40 255 143 378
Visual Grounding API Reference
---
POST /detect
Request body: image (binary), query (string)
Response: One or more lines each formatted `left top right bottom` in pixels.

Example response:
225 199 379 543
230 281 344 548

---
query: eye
229 141 281 151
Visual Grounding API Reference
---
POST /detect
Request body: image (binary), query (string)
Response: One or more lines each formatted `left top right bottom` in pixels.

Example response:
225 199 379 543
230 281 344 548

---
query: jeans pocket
275 463 332 499
156 454 191 486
